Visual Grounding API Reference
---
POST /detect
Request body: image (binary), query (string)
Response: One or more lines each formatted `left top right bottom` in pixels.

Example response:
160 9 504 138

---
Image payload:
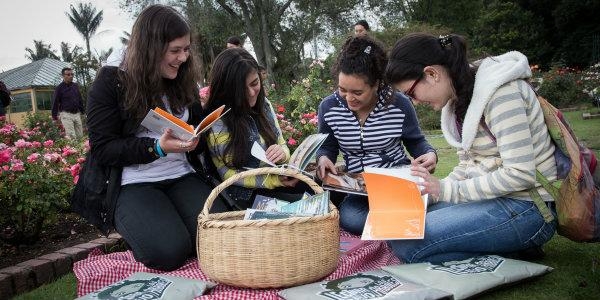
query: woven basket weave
197 167 340 289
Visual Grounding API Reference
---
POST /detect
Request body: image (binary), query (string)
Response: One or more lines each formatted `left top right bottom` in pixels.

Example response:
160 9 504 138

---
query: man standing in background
0 81 11 117
51 67 85 139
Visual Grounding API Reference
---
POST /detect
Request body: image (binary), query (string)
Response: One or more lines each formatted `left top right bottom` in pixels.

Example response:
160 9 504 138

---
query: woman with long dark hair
385 33 558 263
72 5 228 271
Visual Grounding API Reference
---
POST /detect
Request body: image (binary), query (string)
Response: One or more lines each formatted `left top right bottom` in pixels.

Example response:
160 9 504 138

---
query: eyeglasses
404 76 422 100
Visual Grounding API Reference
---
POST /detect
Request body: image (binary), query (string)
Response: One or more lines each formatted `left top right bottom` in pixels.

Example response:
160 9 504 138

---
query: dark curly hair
385 33 476 121
332 35 390 101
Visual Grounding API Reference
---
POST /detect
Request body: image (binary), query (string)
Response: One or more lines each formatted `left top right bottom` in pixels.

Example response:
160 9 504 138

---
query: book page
322 172 367 196
196 105 230 135
288 133 328 170
140 109 195 141
250 142 277 167
361 171 427 240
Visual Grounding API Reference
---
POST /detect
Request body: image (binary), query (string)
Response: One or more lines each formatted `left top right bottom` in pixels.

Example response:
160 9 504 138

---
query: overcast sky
0 0 134 72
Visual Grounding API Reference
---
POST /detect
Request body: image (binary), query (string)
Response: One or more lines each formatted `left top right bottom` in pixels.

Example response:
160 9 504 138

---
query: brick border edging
0 233 123 299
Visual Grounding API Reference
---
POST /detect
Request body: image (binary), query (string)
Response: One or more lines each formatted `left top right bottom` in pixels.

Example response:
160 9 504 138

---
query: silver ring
179 141 185 149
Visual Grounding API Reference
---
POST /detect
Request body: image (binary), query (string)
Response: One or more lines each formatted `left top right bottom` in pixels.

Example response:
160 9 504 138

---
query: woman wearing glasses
316 36 437 235
384 33 557 263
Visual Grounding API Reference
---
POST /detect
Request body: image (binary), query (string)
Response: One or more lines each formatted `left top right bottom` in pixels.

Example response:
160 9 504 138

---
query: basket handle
201 167 325 216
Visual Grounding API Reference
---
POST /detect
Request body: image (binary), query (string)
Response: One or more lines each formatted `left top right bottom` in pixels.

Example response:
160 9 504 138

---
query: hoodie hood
441 51 532 149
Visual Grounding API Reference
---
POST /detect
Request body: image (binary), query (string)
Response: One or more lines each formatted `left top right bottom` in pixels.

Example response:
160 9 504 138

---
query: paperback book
140 104 230 141
251 133 328 171
360 166 428 240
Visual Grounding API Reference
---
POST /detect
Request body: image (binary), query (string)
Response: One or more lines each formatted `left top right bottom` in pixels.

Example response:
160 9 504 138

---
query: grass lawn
14 110 600 299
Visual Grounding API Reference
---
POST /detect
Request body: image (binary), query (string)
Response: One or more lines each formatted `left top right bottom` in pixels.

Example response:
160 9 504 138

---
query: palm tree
66 2 103 59
25 40 59 61
60 42 83 62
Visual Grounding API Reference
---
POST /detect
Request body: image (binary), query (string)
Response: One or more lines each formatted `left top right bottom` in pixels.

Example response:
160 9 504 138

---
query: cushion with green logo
382 255 552 300
76 272 215 300
278 269 452 300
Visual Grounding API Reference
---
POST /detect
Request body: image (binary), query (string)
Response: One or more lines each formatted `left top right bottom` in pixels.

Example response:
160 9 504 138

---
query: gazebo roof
0 58 69 90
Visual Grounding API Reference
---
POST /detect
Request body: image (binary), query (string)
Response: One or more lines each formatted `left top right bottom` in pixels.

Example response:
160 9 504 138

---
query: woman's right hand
317 155 336 179
158 128 199 154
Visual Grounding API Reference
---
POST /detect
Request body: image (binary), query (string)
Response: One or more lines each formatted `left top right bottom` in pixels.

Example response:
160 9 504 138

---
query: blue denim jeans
338 194 369 235
387 198 557 264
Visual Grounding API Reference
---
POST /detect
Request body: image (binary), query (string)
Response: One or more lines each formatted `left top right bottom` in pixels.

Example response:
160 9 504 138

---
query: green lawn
14 110 600 299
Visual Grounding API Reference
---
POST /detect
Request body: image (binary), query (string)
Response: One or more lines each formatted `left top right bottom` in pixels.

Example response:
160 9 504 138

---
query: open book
360 166 428 240
251 133 328 171
141 104 230 141
322 171 367 196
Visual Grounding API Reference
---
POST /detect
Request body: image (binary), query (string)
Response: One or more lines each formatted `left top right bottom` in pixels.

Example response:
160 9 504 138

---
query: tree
60 42 83 62
471 1 550 63
25 40 59 61
66 2 104 59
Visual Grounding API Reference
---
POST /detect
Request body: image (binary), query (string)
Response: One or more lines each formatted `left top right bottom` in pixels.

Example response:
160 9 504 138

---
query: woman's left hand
266 144 286 164
414 151 437 173
411 163 441 200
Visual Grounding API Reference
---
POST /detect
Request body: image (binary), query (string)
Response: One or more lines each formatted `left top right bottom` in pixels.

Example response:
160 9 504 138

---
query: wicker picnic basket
196 167 340 289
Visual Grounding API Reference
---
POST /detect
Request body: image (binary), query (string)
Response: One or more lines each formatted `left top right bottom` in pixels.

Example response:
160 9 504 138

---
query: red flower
277 105 285 113
287 138 297 146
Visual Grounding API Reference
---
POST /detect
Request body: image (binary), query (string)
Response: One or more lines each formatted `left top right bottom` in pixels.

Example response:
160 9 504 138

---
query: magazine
251 195 290 212
360 166 428 240
140 104 230 141
251 133 328 171
244 192 330 220
322 171 367 196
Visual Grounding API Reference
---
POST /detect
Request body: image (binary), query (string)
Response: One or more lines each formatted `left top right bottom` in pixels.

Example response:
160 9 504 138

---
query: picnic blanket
74 232 401 299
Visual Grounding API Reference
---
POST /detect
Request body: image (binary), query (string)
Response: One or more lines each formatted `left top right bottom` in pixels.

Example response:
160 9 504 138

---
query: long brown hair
205 48 276 169
119 4 199 118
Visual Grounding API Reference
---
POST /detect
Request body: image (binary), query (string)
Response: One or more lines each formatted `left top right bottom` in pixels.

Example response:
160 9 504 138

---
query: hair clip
364 45 371 54
438 35 452 48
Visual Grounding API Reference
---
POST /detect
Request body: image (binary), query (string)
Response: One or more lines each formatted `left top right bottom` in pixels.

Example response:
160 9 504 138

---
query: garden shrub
538 67 593 108
0 116 86 245
414 104 441 131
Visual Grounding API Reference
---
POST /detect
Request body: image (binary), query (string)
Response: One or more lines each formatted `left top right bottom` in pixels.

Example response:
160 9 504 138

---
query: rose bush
0 114 86 245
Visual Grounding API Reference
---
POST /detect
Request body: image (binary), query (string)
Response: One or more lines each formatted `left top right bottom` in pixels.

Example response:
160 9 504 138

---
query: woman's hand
414 151 437 173
279 176 299 187
266 144 286 164
158 128 199 154
317 155 336 179
411 163 440 200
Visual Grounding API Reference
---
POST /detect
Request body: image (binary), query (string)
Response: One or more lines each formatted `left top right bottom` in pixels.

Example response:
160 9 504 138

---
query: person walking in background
384 33 558 263
226 36 242 49
316 35 437 235
354 20 370 36
51 67 85 139
0 81 12 117
71 4 228 271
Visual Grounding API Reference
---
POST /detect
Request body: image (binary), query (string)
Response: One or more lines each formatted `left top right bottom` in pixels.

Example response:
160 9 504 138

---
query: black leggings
114 173 228 271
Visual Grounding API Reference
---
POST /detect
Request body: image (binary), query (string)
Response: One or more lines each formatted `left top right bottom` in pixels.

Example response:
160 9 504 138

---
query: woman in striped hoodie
384 33 558 263
316 36 437 235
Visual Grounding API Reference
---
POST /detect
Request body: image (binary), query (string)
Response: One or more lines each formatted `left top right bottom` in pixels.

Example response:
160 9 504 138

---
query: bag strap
528 171 556 223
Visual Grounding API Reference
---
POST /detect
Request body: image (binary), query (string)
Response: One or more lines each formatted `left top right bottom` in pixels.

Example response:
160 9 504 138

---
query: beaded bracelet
154 139 166 157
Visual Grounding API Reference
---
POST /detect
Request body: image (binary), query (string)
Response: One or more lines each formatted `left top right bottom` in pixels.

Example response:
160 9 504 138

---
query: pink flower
0 149 11 164
199 86 210 99
14 139 30 148
276 113 284 120
309 117 318 125
43 140 54 147
31 141 42 148
27 153 40 163
288 138 297 146
77 157 86 164
62 146 78 157
73 175 79 184
70 163 81 177
10 159 25 172
2 165 9 171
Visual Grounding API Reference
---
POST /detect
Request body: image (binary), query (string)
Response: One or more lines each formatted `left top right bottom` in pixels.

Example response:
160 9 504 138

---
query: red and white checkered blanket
74 232 401 299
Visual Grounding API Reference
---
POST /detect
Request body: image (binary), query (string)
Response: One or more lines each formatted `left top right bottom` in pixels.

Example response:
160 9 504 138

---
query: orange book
141 104 230 141
360 167 428 240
